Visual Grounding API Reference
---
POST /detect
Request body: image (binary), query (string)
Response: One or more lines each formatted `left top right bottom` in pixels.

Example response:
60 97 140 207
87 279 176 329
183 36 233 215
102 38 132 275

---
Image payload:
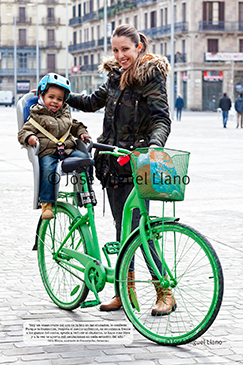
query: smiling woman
67 24 172 312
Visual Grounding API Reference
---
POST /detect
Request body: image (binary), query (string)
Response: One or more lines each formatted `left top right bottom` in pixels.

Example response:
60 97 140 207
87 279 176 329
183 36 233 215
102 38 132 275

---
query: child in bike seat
18 73 91 220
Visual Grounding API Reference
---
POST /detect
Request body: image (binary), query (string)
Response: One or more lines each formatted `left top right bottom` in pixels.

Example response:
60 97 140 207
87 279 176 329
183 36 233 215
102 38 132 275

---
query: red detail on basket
117 154 131 166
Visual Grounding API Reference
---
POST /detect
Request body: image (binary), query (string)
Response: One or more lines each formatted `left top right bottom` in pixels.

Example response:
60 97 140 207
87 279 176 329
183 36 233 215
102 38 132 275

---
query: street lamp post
66 0 69 79
7 14 17 106
170 0 175 120
28 3 39 84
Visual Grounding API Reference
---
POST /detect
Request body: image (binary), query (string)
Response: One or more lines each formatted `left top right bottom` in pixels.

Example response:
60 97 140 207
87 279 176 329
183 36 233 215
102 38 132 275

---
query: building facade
68 0 243 110
0 0 72 97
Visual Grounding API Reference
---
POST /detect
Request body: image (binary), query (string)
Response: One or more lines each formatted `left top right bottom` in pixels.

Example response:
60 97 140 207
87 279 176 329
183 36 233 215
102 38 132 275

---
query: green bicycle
35 142 224 346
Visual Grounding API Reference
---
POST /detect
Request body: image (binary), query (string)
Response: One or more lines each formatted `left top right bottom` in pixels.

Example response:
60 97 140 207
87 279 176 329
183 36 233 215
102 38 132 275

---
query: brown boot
151 278 177 316
99 296 122 311
99 271 137 311
41 203 54 220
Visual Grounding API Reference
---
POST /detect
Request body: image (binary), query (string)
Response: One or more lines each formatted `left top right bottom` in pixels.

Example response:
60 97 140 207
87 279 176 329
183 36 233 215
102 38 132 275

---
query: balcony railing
69 40 96 52
165 53 187 63
141 22 188 38
199 21 243 32
39 41 62 49
17 16 32 25
80 64 99 72
69 0 136 26
69 38 111 52
69 17 82 26
137 0 156 6
42 17 60 26
0 67 36 76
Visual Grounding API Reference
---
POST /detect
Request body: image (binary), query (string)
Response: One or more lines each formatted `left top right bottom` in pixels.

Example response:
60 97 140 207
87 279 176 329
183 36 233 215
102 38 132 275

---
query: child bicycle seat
17 92 90 210
17 92 40 209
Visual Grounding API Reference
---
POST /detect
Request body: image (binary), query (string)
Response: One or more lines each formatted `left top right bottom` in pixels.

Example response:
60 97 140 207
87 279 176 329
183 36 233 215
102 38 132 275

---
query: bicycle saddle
62 157 94 173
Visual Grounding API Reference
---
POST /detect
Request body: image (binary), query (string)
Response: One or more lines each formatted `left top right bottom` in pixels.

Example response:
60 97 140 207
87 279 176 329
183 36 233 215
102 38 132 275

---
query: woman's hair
112 24 149 89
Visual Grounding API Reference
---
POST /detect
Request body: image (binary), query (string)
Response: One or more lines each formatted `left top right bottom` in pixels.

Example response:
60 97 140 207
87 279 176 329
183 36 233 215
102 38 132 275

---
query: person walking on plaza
219 92 231 128
175 94 184 121
67 24 173 315
234 93 243 128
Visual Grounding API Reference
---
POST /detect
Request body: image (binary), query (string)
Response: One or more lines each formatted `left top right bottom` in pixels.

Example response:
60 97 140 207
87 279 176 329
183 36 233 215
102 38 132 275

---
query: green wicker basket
130 147 190 202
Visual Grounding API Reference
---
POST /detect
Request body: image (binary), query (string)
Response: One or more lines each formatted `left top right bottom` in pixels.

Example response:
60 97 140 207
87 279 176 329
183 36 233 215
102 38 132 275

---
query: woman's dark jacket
68 53 172 184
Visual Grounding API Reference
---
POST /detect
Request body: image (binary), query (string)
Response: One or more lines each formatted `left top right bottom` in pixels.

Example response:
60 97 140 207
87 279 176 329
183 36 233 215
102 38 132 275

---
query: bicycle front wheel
37 202 89 310
118 221 223 345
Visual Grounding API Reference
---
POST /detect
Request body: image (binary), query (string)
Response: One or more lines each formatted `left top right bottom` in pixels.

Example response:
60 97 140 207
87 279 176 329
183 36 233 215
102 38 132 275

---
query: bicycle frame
51 162 177 307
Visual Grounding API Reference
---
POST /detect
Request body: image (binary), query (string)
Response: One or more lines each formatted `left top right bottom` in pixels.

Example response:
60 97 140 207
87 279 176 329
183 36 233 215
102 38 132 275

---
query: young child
18 73 91 219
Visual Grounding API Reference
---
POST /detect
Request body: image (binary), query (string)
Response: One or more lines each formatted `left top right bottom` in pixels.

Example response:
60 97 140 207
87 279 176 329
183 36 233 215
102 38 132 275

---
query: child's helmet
37 73 71 101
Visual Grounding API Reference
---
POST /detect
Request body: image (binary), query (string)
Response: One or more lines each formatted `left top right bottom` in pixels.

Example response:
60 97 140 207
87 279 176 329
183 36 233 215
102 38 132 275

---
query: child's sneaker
41 203 54 220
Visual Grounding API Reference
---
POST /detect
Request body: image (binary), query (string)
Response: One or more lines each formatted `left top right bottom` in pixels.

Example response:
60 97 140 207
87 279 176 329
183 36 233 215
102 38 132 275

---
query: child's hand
28 135 39 146
80 133 92 143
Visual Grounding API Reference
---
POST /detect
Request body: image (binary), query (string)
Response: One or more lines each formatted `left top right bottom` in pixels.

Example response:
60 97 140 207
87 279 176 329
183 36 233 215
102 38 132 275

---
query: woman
67 24 173 315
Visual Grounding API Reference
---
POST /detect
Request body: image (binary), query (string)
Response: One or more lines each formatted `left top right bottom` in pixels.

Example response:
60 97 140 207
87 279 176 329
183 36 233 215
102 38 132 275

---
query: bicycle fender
33 201 95 257
114 217 179 296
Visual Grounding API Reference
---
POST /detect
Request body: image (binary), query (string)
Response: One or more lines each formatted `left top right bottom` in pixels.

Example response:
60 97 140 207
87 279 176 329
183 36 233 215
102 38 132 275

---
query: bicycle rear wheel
118 221 223 345
37 202 89 310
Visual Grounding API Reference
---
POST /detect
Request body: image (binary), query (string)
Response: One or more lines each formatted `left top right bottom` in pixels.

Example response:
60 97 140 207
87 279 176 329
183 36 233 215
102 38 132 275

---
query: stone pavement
0 106 243 365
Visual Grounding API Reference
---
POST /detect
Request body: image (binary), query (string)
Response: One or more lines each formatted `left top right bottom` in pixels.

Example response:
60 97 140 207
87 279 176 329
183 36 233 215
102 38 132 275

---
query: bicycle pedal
80 299 101 308
103 241 120 255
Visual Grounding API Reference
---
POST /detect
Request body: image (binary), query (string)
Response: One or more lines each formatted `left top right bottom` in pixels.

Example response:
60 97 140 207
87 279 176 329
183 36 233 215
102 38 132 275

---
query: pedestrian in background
234 93 243 128
175 94 184 121
219 92 231 128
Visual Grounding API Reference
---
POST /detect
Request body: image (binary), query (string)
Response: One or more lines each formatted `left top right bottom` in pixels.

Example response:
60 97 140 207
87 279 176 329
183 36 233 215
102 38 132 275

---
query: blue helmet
37 73 71 101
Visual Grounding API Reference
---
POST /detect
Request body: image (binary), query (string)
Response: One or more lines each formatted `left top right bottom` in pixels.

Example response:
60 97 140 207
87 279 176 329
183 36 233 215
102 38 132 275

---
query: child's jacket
18 102 88 159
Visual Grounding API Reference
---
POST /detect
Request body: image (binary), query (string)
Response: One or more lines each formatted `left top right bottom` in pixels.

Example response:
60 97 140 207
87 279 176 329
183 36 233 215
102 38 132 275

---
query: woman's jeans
39 150 88 203
107 183 166 279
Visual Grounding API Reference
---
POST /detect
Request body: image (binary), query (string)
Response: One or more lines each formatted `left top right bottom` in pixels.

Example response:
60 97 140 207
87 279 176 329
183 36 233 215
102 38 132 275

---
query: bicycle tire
37 202 89 310
118 221 223 345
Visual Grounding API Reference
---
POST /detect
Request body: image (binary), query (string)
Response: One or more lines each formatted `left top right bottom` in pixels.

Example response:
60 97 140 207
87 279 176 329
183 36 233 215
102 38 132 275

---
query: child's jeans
39 150 88 203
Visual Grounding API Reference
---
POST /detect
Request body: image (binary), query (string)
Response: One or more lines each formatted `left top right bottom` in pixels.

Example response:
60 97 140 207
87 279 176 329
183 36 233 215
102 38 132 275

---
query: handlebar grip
92 142 115 152
83 138 115 152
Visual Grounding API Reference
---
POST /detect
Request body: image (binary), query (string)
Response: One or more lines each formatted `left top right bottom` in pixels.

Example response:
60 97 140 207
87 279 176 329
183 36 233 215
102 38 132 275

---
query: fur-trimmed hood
98 53 171 84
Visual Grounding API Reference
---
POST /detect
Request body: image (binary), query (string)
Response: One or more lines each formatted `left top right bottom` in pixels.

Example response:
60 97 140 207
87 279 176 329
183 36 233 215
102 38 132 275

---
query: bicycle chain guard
84 260 106 293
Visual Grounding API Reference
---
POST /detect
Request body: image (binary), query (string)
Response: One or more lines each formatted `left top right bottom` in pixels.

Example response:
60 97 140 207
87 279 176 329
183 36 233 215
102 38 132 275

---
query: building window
207 39 218 52
165 8 168 25
47 7 54 20
72 5 76 18
47 54 55 72
79 30 82 43
144 13 148 29
182 3 186 22
91 26 94 40
84 55 88 65
182 39 186 54
119 18 122 25
160 9 163 26
125 16 129 24
111 21 115 32
239 2 243 29
19 53 27 69
47 29 55 46
165 42 167 55
160 43 163 55
79 56 82 65
152 44 156 53
19 7 26 23
97 0 100 10
19 29 26 46
203 2 225 25
84 28 89 42
97 25 100 38
74 56 77 66
240 39 243 52
151 11 157 28
78 4 81 17
134 15 138 29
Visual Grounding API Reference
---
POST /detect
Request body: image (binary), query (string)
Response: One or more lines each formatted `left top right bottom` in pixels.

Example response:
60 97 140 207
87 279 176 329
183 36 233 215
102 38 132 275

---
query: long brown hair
112 24 148 90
